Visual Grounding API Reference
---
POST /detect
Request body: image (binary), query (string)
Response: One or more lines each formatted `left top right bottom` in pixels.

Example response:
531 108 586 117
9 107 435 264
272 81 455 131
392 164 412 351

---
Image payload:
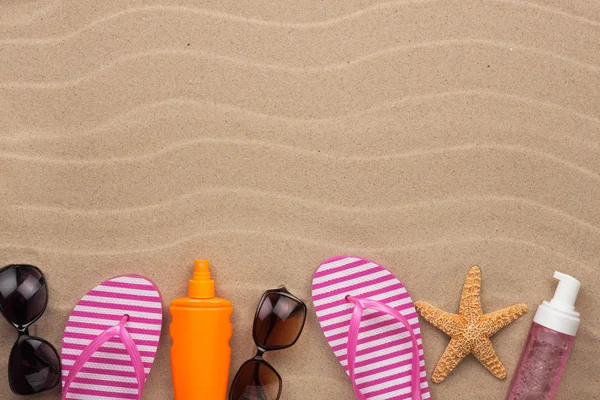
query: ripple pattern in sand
1 0 599 399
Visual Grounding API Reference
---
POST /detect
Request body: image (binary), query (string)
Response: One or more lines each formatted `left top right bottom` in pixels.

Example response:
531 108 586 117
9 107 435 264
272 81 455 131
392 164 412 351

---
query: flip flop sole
61 275 163 400
312 256 430 400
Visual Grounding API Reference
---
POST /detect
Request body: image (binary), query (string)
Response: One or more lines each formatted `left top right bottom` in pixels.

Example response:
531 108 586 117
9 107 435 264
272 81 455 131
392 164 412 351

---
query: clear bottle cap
533 271 581 336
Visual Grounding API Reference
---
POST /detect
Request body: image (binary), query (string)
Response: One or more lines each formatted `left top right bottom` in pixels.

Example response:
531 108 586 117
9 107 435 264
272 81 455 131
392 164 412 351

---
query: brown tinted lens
230 360 280 400
253 292 306 349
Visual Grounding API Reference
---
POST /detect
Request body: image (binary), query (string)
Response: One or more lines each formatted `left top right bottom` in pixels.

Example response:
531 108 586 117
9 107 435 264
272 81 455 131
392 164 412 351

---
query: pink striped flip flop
312 256 430 400
60 275 163 400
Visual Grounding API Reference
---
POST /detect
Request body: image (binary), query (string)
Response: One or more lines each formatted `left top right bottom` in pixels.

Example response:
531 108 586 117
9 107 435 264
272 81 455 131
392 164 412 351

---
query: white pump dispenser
533 271 581 336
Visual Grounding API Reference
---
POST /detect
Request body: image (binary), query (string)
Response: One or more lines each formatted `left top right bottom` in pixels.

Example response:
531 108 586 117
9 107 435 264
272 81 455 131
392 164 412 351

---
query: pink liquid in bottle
506 323 574 400
506 272 580 400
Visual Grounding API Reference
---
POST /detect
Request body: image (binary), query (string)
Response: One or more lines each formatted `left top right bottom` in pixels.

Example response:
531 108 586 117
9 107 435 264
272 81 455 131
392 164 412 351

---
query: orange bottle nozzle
188 259 215 299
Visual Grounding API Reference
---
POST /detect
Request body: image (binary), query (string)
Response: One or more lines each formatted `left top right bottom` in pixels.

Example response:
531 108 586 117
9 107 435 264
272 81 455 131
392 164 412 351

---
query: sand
1 0 599 398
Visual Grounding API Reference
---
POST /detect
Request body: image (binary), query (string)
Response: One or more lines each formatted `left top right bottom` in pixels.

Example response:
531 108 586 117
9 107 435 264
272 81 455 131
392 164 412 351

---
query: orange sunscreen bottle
170 260 233 399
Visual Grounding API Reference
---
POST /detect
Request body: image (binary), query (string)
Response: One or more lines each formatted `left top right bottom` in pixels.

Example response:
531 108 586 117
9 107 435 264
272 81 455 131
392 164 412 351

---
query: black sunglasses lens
0 265 48 328
253 292 306 349
9 336 60 395
230 360 281 400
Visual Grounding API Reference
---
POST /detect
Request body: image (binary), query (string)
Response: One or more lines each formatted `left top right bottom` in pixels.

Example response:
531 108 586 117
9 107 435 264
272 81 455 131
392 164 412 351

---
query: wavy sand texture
1 0 599 398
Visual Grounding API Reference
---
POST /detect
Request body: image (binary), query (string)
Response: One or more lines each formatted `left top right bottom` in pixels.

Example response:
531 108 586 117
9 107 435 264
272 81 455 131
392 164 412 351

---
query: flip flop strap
62 315 145 400
346 296 422 400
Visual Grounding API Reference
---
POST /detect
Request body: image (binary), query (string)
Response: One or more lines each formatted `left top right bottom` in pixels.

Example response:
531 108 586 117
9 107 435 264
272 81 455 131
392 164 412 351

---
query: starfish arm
472 338 507 379
431 338 471 383
414 301 463 337
459 265 483 321
481 304 528 336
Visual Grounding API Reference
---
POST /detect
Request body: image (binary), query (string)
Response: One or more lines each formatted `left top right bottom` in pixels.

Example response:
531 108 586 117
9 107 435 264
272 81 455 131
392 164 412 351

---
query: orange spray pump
170 260 233 399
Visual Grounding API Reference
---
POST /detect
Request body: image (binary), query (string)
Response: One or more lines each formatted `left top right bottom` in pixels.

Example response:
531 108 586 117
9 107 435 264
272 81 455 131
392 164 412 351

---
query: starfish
415 266 527 383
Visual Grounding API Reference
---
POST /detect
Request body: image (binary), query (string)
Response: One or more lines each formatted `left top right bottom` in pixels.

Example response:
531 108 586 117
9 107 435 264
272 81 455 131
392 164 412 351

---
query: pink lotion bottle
506 272 581 400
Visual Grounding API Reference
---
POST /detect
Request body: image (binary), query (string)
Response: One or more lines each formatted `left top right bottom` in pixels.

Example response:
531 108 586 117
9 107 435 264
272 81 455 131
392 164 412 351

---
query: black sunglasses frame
0 264 61 395
229 287 307 400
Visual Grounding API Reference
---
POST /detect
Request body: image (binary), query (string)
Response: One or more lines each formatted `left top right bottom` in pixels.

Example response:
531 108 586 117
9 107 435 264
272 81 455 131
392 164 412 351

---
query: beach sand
1 0 599 398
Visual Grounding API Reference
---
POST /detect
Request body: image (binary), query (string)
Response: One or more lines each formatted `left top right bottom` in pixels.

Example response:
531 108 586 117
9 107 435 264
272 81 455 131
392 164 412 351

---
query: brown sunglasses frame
229 287 307 400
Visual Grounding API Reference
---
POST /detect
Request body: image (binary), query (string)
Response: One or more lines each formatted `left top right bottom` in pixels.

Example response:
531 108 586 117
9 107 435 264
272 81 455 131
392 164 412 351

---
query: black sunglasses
229 287 307 400
0 264 61 395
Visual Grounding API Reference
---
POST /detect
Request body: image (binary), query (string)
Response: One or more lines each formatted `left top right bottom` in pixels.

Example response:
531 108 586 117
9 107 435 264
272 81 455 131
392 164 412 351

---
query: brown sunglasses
229 287 307 400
